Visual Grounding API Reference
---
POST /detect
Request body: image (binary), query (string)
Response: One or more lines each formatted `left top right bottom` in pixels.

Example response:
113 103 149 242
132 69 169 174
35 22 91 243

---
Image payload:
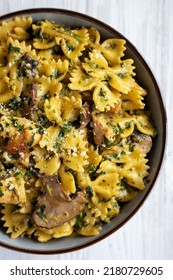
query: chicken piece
0 116 41 155
32 176 87 228
0 132 28 155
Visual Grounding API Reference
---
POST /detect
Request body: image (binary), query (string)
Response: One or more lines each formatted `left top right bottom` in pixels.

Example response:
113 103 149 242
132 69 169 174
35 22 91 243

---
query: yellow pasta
1 205 30 239
0 17 156 242
58 164 76 194
34 222 74 242
0 16 32 42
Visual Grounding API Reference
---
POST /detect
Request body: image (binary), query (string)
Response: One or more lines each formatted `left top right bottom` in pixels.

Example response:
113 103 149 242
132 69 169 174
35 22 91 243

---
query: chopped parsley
103 137 115 148
8 43 21 54
33 27 44 39
86 164 97 174
109 121 119 135
117 72 128 79
35 204 47 222
0 185 4 197
86 186 94 198
52 44 61 55
108 153 121 160
28 133 35 147
125 121 131 129
50 69 61 79
75 212 87 228
90 62 99 69
61 123 73 133
99 88 108 102
8 98 22 110
36 125 44 134
67 43 75 52
11 118 24 131
121 62 126 68
117 123 124 134
109 43 117 49
0 123 4 132
54 123 72 151
13 226 19 232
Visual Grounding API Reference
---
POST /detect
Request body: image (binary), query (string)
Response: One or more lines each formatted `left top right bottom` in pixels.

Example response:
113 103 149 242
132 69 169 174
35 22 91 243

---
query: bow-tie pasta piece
60 128 88 172
88 27 101 44
55 27 89 62
118 149 149 190
91 195 120 223
101 38 126 66
0 16 32 42
69 67 97 91
93 83 121 112
38 58 69 81
58 164 76 195
135 111 157 136
1 205 30 239
83 50 109 79
122 82 147 110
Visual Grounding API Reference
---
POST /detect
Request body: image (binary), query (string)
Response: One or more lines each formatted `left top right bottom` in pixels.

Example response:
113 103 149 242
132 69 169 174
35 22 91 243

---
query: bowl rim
0 7 167 255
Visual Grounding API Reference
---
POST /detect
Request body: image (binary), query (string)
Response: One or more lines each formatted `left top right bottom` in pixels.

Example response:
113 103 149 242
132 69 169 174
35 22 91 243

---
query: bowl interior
0 8 166 254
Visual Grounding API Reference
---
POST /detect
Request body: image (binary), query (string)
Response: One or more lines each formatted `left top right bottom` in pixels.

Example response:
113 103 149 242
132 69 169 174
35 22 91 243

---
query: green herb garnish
8 98 21 110
13 226 19 232
86 186 94 198
0 185 4 197
8 43 21 54
35 204 47 222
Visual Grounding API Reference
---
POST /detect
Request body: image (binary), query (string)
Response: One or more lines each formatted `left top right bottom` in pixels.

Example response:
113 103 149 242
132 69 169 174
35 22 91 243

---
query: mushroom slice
32 176 87 228
129 133 152 154
18 53 38 77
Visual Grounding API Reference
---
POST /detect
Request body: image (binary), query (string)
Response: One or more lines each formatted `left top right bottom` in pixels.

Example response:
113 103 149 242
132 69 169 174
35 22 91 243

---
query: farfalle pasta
0 17 156 242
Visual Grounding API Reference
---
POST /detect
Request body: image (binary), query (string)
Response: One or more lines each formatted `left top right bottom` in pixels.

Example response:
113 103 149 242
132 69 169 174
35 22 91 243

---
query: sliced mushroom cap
32 176 87 228
129 133 152 154
18 53 38 77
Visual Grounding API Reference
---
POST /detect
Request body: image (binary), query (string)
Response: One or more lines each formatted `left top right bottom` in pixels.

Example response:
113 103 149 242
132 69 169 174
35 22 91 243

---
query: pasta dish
0 17 156 242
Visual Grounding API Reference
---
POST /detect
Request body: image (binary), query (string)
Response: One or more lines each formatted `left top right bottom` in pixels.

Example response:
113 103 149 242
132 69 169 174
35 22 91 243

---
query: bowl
0 8 166 254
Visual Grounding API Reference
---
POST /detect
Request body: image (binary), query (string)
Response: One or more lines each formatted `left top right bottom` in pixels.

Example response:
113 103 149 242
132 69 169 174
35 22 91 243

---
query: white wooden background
0 0 172 260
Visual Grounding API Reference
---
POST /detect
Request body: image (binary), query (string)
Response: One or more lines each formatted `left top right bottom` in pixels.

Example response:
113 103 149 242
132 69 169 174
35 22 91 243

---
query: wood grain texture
0 0 172 260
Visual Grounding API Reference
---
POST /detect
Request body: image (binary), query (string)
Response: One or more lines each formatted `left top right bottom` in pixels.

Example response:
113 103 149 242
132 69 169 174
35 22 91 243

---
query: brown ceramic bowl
0 8 166 254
